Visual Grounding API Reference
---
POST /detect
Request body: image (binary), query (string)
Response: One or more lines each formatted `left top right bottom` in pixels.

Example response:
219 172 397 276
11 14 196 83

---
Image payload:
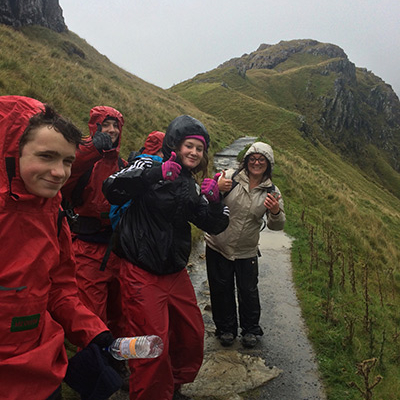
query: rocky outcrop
319 59 400 170
0 0 67 32
218 39 347 75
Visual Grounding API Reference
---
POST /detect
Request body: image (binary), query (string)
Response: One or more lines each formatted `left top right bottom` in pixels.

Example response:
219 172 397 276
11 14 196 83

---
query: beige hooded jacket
205 142 285 260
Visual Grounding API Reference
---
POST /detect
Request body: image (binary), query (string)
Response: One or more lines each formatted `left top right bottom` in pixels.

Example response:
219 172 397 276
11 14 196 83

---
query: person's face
101 119 120 144
19 125 76 198
178 138 204 170
247 153 268 179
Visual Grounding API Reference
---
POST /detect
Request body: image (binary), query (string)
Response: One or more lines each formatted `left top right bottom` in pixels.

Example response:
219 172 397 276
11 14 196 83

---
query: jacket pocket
0 290 47 346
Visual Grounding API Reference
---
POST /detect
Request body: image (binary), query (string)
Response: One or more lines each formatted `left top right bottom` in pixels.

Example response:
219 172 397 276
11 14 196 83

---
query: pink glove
162 152 182 181
201 173 221 202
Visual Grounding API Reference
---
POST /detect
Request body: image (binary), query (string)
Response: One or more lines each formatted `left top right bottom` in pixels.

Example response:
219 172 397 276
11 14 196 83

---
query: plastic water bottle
107 335 164 360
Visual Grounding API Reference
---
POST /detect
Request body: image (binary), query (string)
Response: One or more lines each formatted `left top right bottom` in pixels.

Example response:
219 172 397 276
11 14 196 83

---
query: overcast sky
60 0 400 97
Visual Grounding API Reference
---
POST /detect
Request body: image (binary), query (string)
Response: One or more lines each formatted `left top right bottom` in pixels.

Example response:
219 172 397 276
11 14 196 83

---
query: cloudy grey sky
60 0 400 97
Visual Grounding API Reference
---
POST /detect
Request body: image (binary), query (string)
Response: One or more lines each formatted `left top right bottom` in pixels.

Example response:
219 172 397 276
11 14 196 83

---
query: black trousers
205 246 264 337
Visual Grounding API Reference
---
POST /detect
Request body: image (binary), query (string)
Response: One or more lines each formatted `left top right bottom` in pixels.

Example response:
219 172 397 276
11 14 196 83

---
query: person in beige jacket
205 141 285 348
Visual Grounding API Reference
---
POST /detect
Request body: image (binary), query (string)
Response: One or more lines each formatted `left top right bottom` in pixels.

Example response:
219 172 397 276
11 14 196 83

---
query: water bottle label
119 337 137 358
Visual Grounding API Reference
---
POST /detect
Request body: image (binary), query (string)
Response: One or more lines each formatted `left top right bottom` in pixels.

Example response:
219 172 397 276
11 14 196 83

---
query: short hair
19 104 82 153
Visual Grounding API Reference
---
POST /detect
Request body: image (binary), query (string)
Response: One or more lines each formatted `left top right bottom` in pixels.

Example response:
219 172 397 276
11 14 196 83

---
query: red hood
0 96 46 200
88 106 124 151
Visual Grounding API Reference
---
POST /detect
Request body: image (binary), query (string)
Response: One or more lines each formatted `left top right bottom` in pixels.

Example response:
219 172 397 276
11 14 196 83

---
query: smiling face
19 125 76 198
178 138 204 170
101 118 120 144
247 153 268 180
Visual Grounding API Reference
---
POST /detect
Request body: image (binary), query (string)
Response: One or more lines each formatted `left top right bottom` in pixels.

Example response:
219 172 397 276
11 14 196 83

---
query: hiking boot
219 332 235 347
241 333 257 348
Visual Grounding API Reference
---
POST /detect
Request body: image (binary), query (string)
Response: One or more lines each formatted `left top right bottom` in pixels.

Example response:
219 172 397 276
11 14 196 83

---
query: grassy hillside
1 24 400 400
0 24 240 158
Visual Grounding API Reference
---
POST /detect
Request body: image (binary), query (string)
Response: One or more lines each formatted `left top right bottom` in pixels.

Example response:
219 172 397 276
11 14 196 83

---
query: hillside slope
0 24 241 158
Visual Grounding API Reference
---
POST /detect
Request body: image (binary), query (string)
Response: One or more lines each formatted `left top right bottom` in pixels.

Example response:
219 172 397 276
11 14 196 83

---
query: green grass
272 150 400 400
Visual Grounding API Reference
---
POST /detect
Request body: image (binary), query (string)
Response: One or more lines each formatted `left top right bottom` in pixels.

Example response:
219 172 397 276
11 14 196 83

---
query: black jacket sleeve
102 158 162 205
190 194 229 235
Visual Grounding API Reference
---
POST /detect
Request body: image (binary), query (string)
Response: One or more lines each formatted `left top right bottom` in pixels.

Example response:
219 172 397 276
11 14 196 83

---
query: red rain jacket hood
0 96 45 202
88 105 124 150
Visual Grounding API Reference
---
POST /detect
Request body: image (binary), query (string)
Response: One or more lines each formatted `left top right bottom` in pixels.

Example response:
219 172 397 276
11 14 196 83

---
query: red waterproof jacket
62 106 126 226
0 96 109 400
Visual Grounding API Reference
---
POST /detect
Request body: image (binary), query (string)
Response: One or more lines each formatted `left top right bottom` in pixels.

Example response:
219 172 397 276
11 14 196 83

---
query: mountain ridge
171 39 400 199
218 39 348 73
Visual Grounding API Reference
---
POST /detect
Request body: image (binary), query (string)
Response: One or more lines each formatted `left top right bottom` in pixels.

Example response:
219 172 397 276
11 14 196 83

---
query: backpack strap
99 157 125 271
117 156 125 170
70 157 124 209
57 209 65 237
57 208 79 237
267 183 276 194
99 233 115 271
70 167 94 208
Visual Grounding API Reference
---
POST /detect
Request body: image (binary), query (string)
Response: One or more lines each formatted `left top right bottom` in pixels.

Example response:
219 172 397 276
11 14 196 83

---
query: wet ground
111 137 327 399
212 136 257 171
181 230 326 400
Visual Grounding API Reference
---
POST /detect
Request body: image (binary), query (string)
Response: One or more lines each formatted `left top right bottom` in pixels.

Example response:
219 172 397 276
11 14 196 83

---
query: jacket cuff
143 165 163 184
90 330 114 348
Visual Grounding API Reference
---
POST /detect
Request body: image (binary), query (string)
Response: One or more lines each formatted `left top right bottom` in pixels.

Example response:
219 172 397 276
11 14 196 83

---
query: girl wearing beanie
103 115 229 400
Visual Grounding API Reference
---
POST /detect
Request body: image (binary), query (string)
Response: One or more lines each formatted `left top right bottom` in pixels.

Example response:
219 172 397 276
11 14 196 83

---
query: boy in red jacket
0 96 119 400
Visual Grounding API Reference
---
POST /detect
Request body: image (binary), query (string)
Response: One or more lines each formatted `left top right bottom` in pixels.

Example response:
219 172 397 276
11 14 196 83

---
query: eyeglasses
248 156 267 165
